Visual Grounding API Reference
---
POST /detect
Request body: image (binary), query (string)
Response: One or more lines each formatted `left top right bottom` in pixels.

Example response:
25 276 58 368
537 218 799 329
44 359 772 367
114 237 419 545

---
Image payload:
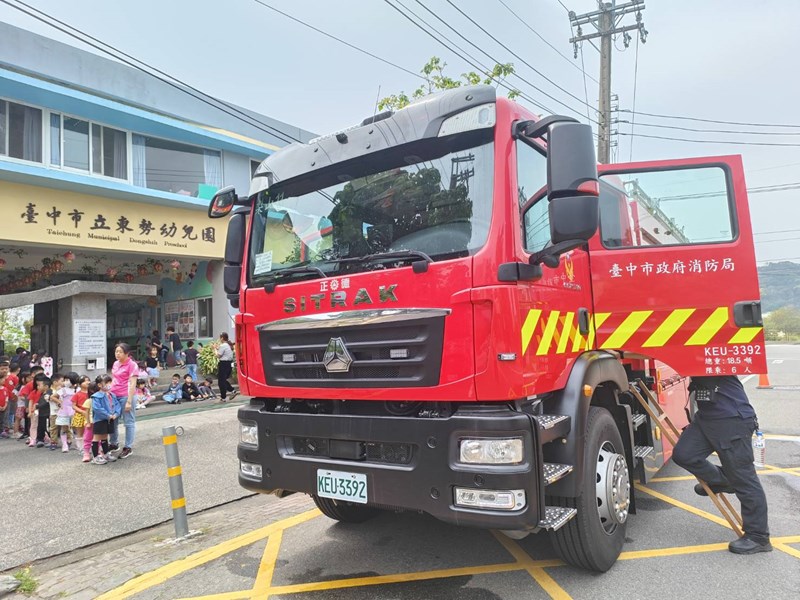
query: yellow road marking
98 509 320 600
163 434 178 445
167 466 182 477
492 531 571 599
776 543 800 560
171 498 186 510
619 542 729 560
176 592 252 600
252 530 283 599
728 326 762 344
685 307 728 346
264 562 524 596
642 308 695 348
537 311 561 355
649 467 793 482
601 310 652 349
635 484 732 529
556 312 575 354
521 309 542 355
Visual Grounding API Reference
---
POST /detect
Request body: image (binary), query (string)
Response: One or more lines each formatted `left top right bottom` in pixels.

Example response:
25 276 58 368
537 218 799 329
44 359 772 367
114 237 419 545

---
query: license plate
316 469 368 504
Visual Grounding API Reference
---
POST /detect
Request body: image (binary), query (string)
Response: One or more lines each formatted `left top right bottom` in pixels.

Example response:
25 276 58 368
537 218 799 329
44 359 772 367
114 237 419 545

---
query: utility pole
569 1 647 163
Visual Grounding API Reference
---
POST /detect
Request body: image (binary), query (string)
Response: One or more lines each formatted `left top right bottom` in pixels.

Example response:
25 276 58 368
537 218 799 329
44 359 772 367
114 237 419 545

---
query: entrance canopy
0 280 155 309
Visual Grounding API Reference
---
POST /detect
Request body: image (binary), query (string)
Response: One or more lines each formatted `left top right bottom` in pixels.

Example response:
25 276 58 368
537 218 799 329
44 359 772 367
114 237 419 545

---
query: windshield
248 130 494 284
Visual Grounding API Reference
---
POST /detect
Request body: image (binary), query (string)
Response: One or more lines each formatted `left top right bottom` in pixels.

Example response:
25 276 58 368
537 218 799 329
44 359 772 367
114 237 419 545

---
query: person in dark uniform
671 375 771 554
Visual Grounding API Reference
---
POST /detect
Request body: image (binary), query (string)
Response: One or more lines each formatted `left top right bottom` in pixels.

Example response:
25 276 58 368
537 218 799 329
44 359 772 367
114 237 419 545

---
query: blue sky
2 0 799 264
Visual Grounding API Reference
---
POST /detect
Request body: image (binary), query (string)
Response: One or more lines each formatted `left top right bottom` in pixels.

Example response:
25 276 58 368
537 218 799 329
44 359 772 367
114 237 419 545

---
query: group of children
0 357 217 465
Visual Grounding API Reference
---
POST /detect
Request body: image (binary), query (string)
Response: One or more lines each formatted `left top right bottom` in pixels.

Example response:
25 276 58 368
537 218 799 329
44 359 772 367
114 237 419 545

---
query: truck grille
257 309 446 388
288 436 414 465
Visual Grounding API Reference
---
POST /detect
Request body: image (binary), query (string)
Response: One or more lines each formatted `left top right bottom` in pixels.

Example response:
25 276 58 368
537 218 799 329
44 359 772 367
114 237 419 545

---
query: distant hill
758 262 800 312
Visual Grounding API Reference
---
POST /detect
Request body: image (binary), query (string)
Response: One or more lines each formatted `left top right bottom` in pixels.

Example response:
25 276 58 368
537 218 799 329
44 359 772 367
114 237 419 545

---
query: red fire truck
208 85 767 571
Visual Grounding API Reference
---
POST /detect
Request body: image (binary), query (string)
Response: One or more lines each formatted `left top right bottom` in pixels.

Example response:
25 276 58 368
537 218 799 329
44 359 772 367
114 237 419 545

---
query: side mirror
546 122 599 244
208 186 237 218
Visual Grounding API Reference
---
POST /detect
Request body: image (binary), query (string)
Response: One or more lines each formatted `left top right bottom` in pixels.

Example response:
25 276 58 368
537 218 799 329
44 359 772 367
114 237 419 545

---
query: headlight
459 438 523 465
240 461 262 480
239 421 259 447
454 487 526 511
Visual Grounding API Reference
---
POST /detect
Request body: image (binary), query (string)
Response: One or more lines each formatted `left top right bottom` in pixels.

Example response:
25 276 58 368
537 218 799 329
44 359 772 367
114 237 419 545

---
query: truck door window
599 166 735 248
517 140 549 252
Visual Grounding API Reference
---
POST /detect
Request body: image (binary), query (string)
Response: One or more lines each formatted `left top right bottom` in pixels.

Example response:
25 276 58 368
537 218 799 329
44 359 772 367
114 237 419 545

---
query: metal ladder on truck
627 379 744 537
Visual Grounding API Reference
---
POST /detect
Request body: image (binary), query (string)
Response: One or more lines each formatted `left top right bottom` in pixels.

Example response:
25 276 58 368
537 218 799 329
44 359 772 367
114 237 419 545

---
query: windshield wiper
263 264 327 293
334 250 432 273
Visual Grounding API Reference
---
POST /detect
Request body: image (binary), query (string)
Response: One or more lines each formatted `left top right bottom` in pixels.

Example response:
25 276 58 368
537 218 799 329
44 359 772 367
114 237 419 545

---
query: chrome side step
533 414 571 444
533 414 569 429
543 462 574 485
632 413 647 429
538 506 577 531
634 445 654 459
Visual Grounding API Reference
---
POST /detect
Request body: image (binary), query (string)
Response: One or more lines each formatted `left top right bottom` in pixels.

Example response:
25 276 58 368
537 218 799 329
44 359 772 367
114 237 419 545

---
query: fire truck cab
209 85 766 572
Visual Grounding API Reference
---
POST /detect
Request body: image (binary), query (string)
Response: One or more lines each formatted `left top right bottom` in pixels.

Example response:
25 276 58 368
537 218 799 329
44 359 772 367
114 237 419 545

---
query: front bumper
237 402 544 529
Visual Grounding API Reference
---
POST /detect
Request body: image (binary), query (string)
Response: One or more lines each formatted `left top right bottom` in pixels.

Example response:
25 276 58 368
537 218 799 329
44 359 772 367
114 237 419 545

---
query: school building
0 22 313 373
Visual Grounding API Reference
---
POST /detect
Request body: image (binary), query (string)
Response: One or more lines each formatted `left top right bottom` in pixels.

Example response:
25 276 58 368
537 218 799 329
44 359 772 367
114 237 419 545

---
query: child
71 376 91 460
21 366 43 443
0 372 8 438
133 378 154 409
55 379 75 452
60 373 79 449
162 374 183 404
184 341 199 381
198 377 217 400
145 347 160 387
48 374 65 450
90 375 118 464
32 374 51 448
181 374 201 402
14 371 32 440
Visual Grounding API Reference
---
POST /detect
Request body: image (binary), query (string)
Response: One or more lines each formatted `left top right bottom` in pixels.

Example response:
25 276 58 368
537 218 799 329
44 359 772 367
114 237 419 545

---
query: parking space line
619 541 728 560
635 484 733 530
491 531 571 599
650 466 799 483
775 544 800 560
176 592 251 600
98 509 320 600
252 530 284 599
264 562 525 596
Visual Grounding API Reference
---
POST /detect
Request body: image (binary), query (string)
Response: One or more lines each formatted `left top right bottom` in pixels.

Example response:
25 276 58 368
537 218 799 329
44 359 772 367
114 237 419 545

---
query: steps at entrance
533 414 571 444
634 445 654 459
543 462 573 485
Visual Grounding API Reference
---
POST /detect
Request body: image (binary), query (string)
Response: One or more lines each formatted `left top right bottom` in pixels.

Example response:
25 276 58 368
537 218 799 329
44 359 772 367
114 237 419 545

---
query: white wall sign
73 319 107 356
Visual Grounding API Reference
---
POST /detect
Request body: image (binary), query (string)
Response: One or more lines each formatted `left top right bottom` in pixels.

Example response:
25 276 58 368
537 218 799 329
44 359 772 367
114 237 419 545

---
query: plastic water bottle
753 430 766 468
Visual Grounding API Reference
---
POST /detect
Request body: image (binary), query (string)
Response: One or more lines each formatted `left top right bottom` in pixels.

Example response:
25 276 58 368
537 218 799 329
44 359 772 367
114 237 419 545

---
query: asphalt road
0 398 250 571
2 344 798 598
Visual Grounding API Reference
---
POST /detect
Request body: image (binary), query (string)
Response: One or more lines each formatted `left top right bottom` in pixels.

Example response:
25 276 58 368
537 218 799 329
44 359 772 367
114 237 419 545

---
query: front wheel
549 406 629 572
312 495 380 523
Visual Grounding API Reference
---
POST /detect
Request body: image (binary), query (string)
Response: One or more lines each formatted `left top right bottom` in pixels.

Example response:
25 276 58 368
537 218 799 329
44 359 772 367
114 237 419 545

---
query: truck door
589 155 767 376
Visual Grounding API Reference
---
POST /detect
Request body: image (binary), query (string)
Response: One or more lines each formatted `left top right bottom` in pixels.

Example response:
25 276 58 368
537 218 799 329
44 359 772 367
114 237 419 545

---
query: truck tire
549 406 628 572
312 495 380 523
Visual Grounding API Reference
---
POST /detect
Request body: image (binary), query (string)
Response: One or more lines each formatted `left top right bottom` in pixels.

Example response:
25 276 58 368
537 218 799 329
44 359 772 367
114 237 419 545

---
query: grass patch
14 568 38 595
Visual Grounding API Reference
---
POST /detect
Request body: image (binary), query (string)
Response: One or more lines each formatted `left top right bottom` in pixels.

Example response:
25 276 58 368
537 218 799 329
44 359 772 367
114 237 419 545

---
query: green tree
0 307 32 350
763 306 800 341
378 56 520 111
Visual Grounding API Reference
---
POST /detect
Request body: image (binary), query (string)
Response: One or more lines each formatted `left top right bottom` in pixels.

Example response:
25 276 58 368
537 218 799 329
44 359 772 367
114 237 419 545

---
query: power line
397 0 568 117
2 0 301 145
619 109 800 129
495 0 600 85
754 236 800 245
250 0 424 81
618 131 800 148
442 0 597 117
628 32 640 161
382 0 557 115
617 120 800 137
754 229 800 236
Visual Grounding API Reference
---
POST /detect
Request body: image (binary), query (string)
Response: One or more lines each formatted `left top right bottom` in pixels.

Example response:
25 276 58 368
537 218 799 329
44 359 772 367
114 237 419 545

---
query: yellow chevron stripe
685 307 729 345
537 311 561 355
601 310 653 349
521 309 542 355
728 327 762 344
586 312 611 350
556 312 575 354
642 308 696 348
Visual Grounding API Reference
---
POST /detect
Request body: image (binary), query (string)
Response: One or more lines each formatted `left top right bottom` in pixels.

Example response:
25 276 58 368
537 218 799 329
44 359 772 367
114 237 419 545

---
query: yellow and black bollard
162 425 189 538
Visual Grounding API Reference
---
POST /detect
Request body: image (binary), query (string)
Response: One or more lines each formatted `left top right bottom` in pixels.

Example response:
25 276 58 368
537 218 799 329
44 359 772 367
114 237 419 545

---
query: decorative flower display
63 251 75 263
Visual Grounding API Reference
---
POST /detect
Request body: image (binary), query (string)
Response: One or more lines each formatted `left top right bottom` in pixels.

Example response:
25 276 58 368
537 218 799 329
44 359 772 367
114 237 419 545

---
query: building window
51 113 128 179
132 135 222 198
197 297 213 338
0 99 43 162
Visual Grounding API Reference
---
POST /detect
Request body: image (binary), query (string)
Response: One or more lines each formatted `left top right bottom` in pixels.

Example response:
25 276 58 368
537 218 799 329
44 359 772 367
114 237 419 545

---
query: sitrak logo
323 337 353 373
